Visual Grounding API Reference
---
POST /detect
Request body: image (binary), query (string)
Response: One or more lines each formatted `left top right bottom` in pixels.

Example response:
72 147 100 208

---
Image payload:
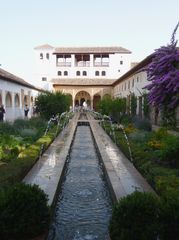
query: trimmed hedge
0 126 59 188
109 191 159 240
0 183 50 240
110 191 179 240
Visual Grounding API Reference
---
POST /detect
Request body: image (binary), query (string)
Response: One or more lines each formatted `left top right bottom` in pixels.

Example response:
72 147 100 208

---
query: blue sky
0 0 179 84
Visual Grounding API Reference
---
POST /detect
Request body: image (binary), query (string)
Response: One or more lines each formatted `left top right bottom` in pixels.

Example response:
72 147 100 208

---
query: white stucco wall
113 71 148 99
0 79 39 121
34 46 132 90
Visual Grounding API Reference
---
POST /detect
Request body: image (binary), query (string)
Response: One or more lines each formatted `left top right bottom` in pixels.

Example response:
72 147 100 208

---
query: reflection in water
48 125 112 240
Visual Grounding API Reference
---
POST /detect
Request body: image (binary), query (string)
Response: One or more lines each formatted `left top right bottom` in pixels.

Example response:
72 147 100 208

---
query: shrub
35 91 70 119
159 193 179 240
13 118 30 130
0 126 57 188
158 135 179 167
0 183 50 240
132 117 152 131
0 122 16 135
152 127 168 140
109 191 159 240
19 128 38 142
129 130 151 144
124 124 136 134
156 175 179 197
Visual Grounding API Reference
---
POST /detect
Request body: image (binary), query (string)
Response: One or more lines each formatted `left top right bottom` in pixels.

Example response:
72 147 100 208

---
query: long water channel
48 122 112 239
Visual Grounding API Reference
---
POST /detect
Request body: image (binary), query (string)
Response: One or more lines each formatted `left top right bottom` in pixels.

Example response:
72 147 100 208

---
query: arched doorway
24 95 28 106
5 92 12 107
15 94 20 107
93 94 101 111
75 91 91 108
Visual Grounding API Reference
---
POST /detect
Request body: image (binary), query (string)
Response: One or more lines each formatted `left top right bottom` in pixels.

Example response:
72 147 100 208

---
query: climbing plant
145 22 179 128
130 93 137 116
143 93 150 119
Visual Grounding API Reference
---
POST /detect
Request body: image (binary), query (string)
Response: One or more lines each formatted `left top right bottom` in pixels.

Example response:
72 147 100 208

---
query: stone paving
88 114 155 202
23 112 154 206
23 113 79 205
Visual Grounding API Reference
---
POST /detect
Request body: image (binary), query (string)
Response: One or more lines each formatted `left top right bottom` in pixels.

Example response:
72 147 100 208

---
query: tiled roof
34 44 54 50
53 46 131 54
0 68 42 91
51 78 116 86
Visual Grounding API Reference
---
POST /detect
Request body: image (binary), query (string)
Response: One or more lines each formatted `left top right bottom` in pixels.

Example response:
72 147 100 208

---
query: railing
75 61 90 67
57 62 71 67
94 62 109 67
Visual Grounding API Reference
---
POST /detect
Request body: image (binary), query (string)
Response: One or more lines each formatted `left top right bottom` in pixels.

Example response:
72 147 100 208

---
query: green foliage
149 129 179 167
35 91 70 119
0 135 24 162
98 95 112 115
161 107 177 129
130 93 137 116
13 118 30 129
98 96 127 123
0 126 58 188
128 130 151 146
132 116 152 131
109 191 159 240
157 134 179 167
143 93 150 118
156 175 179 197
159 193 179 240
0 118 47 163
0 122 17 135
0 183 50 240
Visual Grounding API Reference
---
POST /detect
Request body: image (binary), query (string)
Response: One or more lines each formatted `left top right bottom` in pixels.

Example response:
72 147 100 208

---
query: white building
112 54 153 117
0 68 41 121
34 44 132 108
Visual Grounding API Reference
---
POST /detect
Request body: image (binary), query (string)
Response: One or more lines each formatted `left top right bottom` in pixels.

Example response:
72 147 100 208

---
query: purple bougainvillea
145 22 179 110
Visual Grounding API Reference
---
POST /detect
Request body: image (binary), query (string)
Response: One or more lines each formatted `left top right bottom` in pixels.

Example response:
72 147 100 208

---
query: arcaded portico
52 78 113 110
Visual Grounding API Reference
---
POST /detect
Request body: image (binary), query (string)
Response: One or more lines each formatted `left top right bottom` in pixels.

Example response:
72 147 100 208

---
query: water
48 125 112 240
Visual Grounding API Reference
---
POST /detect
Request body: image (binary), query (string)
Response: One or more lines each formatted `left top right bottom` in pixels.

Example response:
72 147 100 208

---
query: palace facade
34 44 132 109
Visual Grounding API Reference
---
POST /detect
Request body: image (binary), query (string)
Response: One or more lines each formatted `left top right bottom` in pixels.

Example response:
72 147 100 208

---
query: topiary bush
109 191 159 240
159 193 179 240
0 183 50 240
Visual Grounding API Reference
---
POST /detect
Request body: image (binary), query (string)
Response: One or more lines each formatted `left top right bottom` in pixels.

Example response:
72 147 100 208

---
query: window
94 54 109 67
64 71 68 76
83 71 87 76
137 77 139 82
124 82 126 90
46 53 49 59
128 81 130 89
40 53 43 59
95 71 99 76
102 71 106 76
76 71 80 76
120 60 123 65
57 54 71 67
42 77 47 81
132 78 134 87
75 54 90 67
58 71 62 76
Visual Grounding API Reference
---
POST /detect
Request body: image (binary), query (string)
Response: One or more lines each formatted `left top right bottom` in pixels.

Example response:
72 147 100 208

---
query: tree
35 91 70 119
130 93 137 116
145 22 179 127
